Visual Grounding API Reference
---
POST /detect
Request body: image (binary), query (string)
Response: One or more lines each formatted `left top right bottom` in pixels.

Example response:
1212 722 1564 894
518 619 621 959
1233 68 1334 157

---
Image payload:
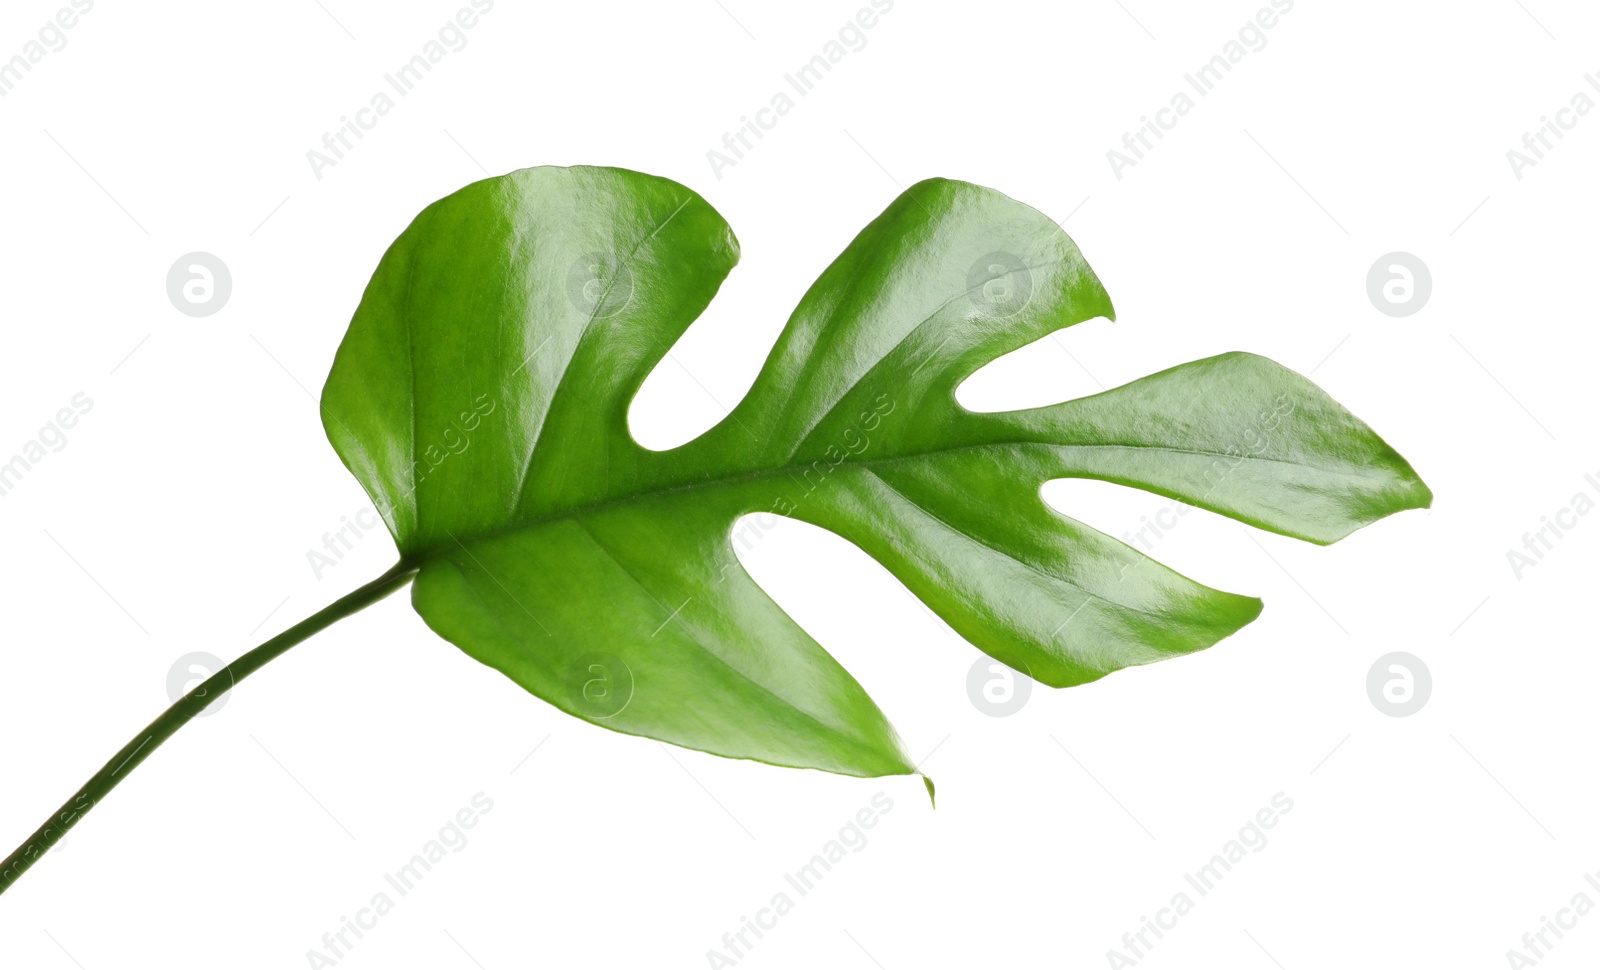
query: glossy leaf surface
322 166 1430 778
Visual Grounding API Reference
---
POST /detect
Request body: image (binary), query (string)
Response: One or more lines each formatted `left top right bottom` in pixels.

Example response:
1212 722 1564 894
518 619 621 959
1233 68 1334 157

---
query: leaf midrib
405 436 1359 563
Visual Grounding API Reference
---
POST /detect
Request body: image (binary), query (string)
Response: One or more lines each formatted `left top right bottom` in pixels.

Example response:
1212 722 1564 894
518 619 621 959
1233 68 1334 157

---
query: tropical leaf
320 166 1431 780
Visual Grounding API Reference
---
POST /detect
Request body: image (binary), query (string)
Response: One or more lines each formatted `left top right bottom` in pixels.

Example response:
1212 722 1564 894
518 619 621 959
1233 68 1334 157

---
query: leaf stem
0 560 418 898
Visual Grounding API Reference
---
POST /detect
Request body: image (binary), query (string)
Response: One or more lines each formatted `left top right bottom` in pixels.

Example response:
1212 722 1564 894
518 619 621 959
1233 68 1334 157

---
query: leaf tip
1411 475 1435 512
1239 593 1266 626
919 773 936 809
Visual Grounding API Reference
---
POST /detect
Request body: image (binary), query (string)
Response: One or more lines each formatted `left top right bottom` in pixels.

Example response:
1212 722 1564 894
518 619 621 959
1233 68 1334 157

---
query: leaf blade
322 166 1430 778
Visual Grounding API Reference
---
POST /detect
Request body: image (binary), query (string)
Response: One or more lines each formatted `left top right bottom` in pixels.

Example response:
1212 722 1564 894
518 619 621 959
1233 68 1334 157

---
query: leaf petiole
0 560 418 898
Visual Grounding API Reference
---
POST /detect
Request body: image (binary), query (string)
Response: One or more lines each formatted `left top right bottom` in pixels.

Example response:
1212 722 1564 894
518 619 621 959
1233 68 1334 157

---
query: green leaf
321 166 1431 779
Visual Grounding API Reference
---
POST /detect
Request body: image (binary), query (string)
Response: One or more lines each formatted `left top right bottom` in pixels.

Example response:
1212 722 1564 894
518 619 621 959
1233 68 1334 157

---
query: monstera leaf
320 165 1431 780
0 166 1434 896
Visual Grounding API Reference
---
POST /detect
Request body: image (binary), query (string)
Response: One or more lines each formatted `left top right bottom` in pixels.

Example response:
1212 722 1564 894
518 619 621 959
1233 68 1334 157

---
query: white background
1 1 1596 967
